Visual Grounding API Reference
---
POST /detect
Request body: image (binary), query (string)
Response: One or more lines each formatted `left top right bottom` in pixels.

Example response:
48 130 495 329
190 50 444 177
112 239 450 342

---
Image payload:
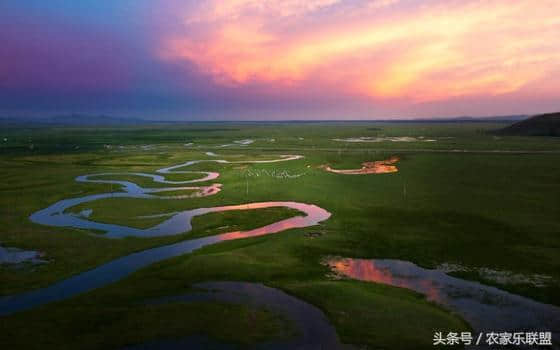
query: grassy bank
1 122 559 349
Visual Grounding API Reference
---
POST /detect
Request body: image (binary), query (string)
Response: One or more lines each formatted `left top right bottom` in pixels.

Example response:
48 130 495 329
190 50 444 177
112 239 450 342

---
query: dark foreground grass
1 122 559 349
0 301 294 350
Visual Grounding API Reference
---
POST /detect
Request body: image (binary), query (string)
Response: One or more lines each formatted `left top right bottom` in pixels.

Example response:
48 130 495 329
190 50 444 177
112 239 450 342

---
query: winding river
6 152 556 348
1 154 331 316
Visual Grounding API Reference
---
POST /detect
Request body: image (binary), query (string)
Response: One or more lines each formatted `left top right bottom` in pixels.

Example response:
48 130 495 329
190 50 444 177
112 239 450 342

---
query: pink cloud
157 0 560 105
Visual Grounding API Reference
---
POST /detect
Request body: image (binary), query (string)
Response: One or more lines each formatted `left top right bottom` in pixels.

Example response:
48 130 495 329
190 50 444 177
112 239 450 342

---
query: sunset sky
1 0 559 120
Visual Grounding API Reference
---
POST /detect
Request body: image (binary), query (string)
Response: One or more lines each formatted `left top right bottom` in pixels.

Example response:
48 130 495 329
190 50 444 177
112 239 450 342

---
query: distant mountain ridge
0 114 169 126
0 114 530 126
496 112 560 136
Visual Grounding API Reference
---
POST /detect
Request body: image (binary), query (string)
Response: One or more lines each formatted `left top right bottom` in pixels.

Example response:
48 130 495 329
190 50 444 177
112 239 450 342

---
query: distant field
2 121 560 153
1 122 559 349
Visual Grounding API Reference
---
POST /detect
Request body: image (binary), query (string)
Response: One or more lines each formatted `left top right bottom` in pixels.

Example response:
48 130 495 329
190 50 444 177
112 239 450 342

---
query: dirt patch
320 156 399 175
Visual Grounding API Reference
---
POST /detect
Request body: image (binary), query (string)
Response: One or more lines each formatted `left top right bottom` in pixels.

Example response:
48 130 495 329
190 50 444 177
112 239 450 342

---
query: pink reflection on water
213 202 330 241
327 258 445 303
326 257 560 338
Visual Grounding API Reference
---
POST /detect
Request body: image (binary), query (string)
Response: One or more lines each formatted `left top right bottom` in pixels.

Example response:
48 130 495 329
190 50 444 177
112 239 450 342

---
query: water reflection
327 258 560 340
321 157 399 175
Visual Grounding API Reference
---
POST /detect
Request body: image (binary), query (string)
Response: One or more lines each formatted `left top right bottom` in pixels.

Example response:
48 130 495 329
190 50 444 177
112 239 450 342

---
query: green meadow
1 122 559 349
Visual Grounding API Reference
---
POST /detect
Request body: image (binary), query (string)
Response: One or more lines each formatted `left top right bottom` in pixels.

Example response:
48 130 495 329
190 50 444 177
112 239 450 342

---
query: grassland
1 122 559 349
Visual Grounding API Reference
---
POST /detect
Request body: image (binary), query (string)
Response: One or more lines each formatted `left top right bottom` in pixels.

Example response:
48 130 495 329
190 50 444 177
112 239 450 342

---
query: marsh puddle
333 136 436 143
234 139 254 145
139 282 350 350
321 157 399 175
0 246 46 265
219 139 255 148
327 258 560 338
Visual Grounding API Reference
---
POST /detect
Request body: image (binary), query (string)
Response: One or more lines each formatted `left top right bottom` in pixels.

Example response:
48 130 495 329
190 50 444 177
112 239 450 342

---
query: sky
1 0 559 120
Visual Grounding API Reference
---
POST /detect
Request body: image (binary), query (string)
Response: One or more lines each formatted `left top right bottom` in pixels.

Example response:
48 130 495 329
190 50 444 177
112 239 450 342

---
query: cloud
159 0 560 103
368 0 400 10
184 0 342 23
1 0 558 119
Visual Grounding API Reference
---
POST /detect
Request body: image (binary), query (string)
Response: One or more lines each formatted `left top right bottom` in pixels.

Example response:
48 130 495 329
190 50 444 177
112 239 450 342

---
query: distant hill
496 112 560 136
442 115 528 122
